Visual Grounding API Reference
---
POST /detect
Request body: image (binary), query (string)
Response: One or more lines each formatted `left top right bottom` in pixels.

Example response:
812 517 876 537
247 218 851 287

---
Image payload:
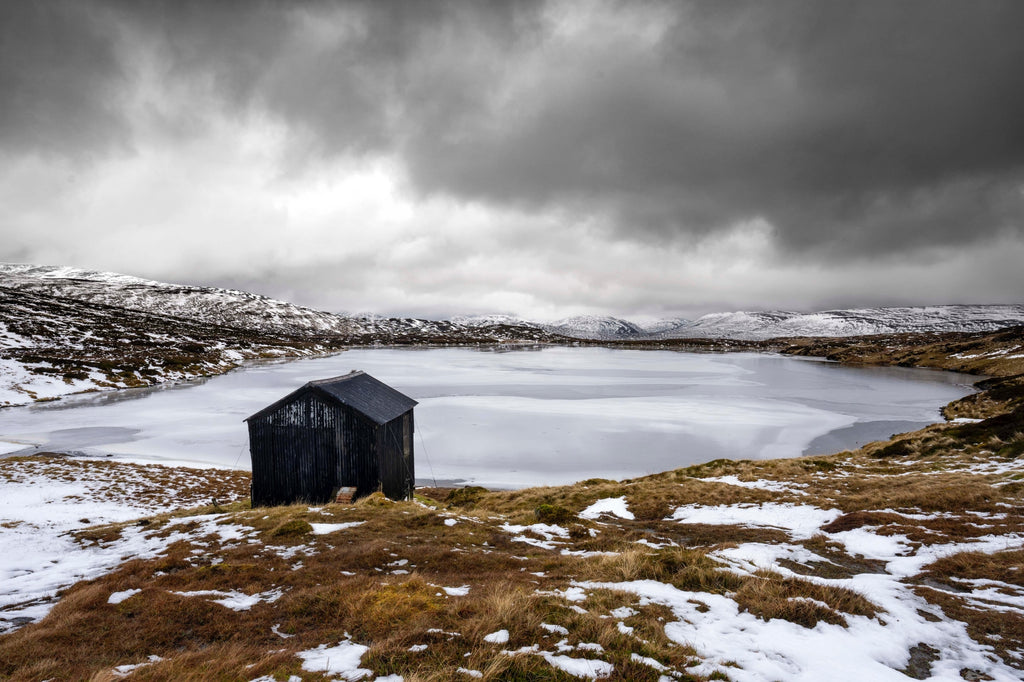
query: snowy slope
664 306 1024 341
541 315 645 340
0 284 339 407
0 263 359 337
0 264 558 344
634 318 691 335
529 307 1024 341
0 264 567 406
449 314 538 328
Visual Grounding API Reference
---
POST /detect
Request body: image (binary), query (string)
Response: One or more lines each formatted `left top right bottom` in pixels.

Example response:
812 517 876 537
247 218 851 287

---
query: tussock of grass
913 549 1024 590
270 518 313 537
834 471 999 513
534 503 575 524
579 547 744 595
444 486 489 508
733 571 881 628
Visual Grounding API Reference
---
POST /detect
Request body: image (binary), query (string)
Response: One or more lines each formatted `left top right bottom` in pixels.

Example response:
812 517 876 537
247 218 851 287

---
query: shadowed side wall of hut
376 411 414 500
338 405 381 501
249 392 344 506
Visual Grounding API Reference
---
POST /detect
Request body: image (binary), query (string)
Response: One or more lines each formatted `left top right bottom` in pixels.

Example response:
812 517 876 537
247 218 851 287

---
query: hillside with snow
668 306 1024 341
2 263 1022 407
0 263 360 337
514 307 1024 340
0 285 342 408
0 264 561 406
540 315 646 340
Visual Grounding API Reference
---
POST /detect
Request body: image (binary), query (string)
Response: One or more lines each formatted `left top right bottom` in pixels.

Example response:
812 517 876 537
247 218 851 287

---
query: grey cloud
4 0 1024 258
400 1 1024 254
0 0 127 157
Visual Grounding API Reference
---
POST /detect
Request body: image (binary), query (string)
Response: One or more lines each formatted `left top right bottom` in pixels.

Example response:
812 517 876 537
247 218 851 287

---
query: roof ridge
246 370 416 425
308 370 365 386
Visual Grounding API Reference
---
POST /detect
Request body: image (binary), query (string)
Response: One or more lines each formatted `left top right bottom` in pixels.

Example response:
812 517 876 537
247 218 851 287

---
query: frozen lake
0 347 975 488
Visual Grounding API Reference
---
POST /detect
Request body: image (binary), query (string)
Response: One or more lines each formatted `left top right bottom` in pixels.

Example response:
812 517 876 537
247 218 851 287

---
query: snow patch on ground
0 458 251 632
579 496 635 520
581 578 1015 682
297 639 372 680
442 585 471 596
310 521 365 535
540 622 569 635
483 628 509 644
108 589 141 604
501 522 570 550
699 475 809 495
0 356 108 408
540 652 614 679
669 502 842 540
171 588 283 611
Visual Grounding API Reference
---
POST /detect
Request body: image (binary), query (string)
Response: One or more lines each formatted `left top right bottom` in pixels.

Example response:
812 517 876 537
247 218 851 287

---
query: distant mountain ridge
0 264 559 407
654 306 1024 341
3 263 1022 344
516 306 1024 340
0 264 555 344
0 263 359 337
542 315 645 340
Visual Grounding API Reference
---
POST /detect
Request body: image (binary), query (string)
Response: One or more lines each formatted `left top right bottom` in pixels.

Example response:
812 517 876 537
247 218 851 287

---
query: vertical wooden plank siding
249 392 414 506
374 411 414 500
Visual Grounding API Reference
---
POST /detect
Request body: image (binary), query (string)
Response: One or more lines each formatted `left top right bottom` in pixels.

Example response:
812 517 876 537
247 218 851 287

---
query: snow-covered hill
0 284 339 407
0 263 360 337
541 315 646 340
0 264 557 345
449 314 538 329
663 306 1024 341
0 264 561 406
3 262 1022 349
634 318 692 335
508 307 1024 341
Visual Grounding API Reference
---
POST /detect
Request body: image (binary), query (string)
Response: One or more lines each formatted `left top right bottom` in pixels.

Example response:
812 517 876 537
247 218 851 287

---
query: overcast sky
2 0 1023 320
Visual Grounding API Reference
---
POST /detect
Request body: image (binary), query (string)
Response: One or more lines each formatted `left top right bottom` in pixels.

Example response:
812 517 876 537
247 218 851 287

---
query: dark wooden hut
245 371 417 506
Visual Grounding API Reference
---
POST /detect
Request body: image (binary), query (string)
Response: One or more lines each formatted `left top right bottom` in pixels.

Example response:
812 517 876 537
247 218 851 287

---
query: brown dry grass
913 549 1024 591
0 486 716 681
732 570 881 628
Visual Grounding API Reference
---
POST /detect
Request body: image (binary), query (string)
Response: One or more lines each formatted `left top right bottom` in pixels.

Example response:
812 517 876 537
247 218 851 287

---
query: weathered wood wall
249 393 343 506
248 388 414 506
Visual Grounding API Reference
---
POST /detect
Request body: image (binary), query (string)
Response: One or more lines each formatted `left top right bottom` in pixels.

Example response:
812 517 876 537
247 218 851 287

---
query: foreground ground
0 431 1021 679
0 329 1021 681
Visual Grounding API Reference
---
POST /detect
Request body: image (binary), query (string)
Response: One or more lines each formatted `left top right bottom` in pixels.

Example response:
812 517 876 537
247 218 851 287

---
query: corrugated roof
245 370 417 424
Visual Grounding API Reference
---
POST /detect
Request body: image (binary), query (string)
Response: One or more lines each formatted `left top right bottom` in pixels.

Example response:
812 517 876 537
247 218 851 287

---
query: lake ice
0 347 975 488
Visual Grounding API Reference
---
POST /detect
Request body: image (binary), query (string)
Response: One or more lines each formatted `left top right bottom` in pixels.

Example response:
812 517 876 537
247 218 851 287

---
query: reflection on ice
0 348 974 488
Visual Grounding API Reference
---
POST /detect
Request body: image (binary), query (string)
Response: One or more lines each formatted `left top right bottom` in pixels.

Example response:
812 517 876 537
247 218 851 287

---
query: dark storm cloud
0 0 127 157
395 0 1024 255
3 0 1023 256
